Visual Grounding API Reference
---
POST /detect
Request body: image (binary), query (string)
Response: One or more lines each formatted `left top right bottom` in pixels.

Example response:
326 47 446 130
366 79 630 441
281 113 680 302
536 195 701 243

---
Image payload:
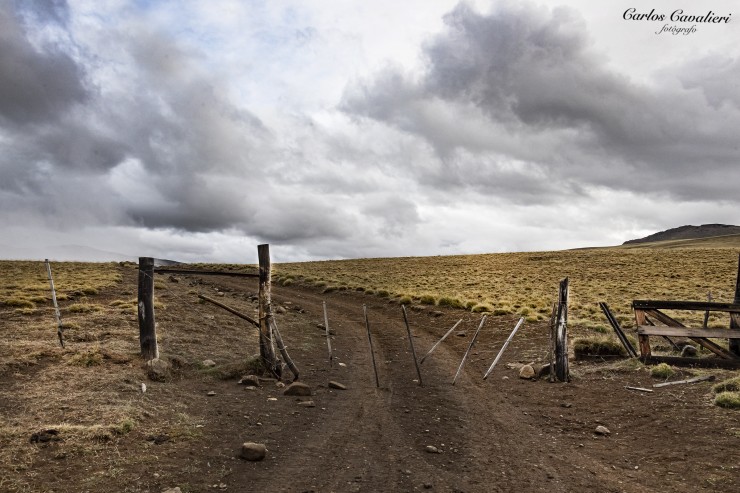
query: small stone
519 365 536 379
267 397 278 401
217 292 225 297
238 375 261 388
240 442 266 461
202 359 216 368
141 383 147 393
298 400 316 407
431 311 444 317
423 483 433 489
284 382 312 396
162 488 182 493
338 362 347 367
560 402 572 408
681 345 698 357
425 445 440 454
595 425 611 436
328 381 346 390
207 391 216 396
275 382 286 389
456 331 467 337
502 376 509 380
146 358 171 382
276 306 287 314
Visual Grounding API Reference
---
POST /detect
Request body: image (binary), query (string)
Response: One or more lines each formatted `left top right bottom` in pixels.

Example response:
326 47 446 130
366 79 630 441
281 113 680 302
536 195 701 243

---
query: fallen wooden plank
637 326 740 339
652 375 717 388
625 386 653 393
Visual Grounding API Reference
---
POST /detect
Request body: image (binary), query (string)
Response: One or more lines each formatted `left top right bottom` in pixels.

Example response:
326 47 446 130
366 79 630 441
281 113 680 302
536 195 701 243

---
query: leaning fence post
401 305 423 386
730 254 740 357
258 244 279 374
452 315 486 385
44 259 64 348
138 257 158 360
363 304 380 388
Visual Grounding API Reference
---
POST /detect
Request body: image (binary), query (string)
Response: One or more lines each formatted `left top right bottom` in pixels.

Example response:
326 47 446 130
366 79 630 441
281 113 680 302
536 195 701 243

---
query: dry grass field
275 241 740 335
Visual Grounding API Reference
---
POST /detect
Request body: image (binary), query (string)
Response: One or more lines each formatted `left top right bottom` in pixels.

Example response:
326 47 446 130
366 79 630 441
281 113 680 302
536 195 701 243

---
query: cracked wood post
138 257 158 360
731 253 740 357
258 244 278 373
554 278 569 382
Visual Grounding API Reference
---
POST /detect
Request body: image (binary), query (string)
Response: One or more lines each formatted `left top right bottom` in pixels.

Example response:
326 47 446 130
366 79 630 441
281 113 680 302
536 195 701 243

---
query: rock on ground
595 425 611 436
162 488 182 493
146 358 171 382
284 382 311 396
202 359 216 368
519 365 535 379
238 375 261 388
328 381 346 390
240 442 267 461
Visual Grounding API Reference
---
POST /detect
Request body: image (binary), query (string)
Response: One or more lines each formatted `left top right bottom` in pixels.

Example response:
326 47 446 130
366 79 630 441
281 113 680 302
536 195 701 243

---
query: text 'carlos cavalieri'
623 8 732 35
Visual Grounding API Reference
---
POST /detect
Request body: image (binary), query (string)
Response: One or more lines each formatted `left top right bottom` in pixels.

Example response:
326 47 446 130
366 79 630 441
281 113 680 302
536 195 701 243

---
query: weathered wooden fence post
45 260 65 348
553 277 569 382
258 244 278 373
138 257 158 360
730 254 740 357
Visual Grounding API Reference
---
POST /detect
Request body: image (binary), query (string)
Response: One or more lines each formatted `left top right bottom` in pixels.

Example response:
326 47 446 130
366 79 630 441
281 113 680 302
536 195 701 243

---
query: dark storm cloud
342 2 740 203
0 1 86 125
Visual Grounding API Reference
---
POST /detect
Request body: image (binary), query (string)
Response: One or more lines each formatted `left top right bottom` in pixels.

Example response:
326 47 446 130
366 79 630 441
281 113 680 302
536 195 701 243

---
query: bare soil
1 266 739 492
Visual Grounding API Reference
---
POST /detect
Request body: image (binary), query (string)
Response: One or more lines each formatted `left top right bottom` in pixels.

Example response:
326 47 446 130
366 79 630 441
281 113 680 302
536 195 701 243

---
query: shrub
471 303 492 313
419 295 436 305
376 289 390 298
3 298 35 309
492 308 511 316
67 303 103 313
714 391 740 409
651 363 675 379
713 376 740 393
398 296 413 305
573 336 626 358
438 296 465 309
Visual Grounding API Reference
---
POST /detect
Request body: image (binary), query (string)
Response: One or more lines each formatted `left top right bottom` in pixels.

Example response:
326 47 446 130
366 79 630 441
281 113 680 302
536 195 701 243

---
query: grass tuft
714 391 740 409
650 362 675 379
713 376 740 393
573 336 626 358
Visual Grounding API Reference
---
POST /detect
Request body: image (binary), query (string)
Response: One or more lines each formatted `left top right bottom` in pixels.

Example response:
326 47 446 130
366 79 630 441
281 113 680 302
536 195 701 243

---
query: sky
1 0 738 263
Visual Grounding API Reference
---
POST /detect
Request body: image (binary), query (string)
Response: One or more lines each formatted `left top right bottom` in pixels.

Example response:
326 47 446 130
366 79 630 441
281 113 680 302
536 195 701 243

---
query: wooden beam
637 326 740 339
198 294 259 328
634 309 650 358
452 315 486 385
138 257 158 360
730 253 740 356
638 309 739 360
401 305 423 387
44 260 65 348
599 302 637 358
154 268 259 278
632 300 740 313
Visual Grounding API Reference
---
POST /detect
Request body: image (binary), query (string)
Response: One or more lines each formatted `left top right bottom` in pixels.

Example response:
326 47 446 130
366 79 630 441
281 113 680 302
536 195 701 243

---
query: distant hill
623 224 740 245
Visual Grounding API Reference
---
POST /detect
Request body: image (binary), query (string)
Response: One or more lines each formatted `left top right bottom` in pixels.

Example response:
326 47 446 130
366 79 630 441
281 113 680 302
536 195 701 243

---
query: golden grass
276 247 740 331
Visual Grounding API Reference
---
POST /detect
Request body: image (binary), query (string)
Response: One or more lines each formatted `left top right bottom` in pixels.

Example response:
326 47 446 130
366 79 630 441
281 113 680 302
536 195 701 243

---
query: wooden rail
632 300 740 313
154 268 259 278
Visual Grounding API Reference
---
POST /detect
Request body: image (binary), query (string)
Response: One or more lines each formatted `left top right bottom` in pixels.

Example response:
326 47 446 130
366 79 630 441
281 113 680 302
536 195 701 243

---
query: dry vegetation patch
276 247 740 334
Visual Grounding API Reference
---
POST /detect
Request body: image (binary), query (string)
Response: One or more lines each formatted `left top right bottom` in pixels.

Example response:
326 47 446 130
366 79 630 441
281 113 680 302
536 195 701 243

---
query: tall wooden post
730 254 740 356
258 244 278 373
554 278 569 382
138 257 158 360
